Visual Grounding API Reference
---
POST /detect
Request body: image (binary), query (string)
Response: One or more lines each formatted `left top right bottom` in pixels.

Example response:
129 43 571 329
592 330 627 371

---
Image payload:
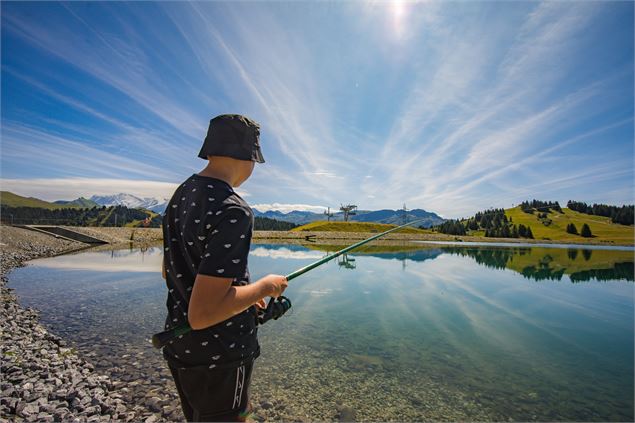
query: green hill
54 197 100 208
0 191 73 210
291 220 430 234
504 206 633 244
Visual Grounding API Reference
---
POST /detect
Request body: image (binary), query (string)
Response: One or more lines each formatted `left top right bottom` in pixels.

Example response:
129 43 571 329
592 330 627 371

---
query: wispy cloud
2 7 207 141
369 1 631 216
0 177 179 202
1 122 178 180
2 1 632 217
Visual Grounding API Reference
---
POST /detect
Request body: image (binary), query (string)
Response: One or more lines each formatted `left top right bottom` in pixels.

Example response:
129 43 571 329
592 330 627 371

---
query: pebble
0 229 294 423
0 227 136 421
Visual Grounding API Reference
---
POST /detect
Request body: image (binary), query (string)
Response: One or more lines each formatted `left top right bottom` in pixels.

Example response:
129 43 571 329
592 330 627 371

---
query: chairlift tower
340 204 357 222
337 253 356 270
402 203 409 225
324 207 334 222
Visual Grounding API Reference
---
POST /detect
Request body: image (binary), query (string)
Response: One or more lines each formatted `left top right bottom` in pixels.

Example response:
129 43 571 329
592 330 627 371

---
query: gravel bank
59 226 163 244
0 226 303 422
0 226 164 422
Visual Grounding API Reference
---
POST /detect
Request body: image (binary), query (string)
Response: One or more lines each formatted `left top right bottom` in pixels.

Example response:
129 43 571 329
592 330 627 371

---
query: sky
1 1 633 218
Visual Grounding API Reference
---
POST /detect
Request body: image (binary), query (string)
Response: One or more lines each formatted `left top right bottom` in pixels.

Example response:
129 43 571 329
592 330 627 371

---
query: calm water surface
8 242 634 421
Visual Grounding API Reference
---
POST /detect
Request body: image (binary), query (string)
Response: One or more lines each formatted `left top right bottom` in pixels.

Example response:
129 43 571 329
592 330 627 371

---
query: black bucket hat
198 114 265 163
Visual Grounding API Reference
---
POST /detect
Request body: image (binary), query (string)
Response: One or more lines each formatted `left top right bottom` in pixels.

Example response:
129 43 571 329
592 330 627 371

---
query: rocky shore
59 226 163 245
0 226 300 422
0 226 183 422
1 226 134 421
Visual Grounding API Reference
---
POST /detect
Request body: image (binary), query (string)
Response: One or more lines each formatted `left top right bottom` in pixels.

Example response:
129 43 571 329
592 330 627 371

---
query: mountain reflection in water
439 246 634 282
293 243 634 283
32 242 633 283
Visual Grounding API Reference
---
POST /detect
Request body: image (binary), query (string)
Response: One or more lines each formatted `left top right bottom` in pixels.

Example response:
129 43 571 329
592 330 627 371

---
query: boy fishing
160 114 288 422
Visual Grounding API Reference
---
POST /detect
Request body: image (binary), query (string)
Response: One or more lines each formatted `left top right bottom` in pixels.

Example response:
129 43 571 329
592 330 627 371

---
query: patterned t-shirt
161 173 259 369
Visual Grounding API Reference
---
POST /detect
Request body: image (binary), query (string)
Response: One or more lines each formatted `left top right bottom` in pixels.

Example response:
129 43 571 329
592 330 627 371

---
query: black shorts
169 362 254 422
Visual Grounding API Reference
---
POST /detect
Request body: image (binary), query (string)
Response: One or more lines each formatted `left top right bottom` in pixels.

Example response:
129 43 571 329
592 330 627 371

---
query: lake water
8 242 634 421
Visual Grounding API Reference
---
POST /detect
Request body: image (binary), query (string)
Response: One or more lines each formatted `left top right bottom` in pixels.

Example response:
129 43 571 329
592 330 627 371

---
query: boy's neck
197 167 235 187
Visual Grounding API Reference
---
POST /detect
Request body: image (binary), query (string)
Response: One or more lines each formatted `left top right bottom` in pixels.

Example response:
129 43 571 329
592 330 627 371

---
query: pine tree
566 223 578 235
580 223 593 238
526 226 534 239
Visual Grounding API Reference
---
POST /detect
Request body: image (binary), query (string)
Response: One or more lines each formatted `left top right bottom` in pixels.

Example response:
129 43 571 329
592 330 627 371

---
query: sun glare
391 0 408 38
392 0 406 20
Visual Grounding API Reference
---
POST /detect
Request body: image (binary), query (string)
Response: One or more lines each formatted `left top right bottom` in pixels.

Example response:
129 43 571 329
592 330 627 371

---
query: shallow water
8 242 634 421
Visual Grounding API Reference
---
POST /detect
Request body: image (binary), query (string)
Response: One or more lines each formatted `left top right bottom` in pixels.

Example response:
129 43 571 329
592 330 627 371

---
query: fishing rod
152 218 426 349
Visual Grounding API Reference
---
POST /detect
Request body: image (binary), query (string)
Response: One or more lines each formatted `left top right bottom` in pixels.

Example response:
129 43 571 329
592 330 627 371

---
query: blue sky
1 1 633 218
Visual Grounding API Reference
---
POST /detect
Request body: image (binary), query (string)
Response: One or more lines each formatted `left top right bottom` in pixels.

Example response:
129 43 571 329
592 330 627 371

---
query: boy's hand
258 274 288 298
255 298 267 309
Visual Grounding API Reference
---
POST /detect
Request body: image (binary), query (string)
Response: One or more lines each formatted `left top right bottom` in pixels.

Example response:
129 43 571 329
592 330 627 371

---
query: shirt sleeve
197 208 252 278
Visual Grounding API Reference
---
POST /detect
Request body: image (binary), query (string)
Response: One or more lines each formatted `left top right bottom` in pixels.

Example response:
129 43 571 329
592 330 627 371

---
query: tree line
434 208 534 239
254 216 298 231
519 200 563 214
1 205 296 231
0 205 161 227
567 201 634 225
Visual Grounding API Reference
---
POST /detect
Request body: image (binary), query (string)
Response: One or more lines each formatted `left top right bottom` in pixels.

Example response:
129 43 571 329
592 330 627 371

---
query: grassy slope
0 191 73 210
63 197 100 208
291 209 632 245
124 209 159 227
505 206 634 244
291 220 430 234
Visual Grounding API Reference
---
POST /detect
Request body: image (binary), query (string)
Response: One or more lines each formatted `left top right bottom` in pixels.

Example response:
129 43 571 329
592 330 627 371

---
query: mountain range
87 194 170 214
86 194 445 227
5 190 445 227
253 208 445 227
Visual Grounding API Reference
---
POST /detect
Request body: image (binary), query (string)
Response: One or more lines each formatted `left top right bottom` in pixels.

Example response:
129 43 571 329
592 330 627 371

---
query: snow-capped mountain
89 193 169 214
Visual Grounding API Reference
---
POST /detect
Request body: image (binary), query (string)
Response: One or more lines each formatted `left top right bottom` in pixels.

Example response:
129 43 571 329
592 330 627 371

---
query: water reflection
7 242 634 421
27 242 634 283
26 245 163 272
251 245 324 260
439 246 634 282
293 243 634 283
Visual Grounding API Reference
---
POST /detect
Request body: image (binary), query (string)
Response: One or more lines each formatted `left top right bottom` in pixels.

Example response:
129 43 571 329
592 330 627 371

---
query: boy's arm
188 273 287 330
189 207 287 329
162 257 167 280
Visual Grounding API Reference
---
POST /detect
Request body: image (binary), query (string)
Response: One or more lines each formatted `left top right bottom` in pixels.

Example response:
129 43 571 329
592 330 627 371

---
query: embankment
47 226 632 247
0 226 168 422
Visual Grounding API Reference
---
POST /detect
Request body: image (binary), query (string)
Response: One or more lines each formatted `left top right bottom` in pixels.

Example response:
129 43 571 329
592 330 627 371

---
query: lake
8 242 634 421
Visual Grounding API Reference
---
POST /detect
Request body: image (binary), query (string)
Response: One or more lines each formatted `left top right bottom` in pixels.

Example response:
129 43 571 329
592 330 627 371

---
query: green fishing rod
152 218 426 349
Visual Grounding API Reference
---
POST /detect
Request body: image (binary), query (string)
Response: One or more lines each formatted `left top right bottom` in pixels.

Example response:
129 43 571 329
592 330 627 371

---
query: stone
337 405 356 422
36 412 55 422
146 397 162 413
18 402 40 417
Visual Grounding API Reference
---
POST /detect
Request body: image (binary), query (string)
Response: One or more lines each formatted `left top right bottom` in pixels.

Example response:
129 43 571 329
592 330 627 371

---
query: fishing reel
257 296 292 325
